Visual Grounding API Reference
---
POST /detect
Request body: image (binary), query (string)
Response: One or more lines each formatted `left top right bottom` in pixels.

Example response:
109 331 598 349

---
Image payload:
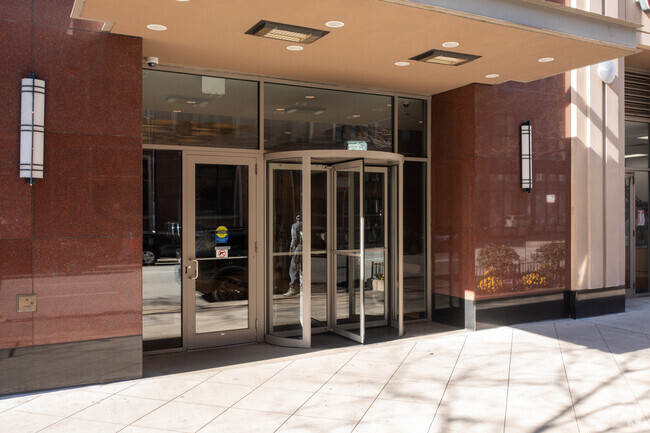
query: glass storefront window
142 149 183 351
264 83 393 151
403 161 427 319
143 70 258 148
626 121 650 169
398 98 427 157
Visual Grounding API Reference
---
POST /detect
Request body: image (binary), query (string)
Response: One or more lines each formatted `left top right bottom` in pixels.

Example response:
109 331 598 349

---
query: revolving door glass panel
268 164 305 339
332 161 365 343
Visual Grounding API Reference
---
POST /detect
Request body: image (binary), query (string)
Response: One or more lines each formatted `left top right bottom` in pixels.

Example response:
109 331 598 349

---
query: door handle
186 259 199 280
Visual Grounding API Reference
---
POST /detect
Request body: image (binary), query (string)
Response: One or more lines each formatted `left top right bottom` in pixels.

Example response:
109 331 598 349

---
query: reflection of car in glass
194 227 249 302
143 223 181 265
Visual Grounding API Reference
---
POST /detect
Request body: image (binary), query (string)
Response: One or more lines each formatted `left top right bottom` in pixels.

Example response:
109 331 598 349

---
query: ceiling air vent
246 20 329 44
410 49 480 66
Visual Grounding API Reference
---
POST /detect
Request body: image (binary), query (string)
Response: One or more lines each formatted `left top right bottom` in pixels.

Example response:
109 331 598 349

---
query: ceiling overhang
73 0 638 95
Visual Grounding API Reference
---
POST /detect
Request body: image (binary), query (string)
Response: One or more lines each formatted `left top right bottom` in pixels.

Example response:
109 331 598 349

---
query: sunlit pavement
2 298 649 433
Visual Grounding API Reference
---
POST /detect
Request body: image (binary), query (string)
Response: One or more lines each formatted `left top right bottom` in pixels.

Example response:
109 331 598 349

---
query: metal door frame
331 159 366 343
182 153 259 349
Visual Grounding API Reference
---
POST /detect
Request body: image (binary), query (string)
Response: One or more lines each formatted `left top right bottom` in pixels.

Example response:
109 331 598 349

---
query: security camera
145 56 159 67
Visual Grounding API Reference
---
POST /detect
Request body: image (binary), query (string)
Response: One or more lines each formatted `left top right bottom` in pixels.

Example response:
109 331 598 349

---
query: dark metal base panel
569 286 626 319
0 335 142 396
433 294 469 329
474 292 568 330
434 287 626 330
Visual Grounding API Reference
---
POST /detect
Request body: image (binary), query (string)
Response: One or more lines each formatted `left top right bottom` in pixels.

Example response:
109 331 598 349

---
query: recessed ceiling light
387 104 392 107
246 20 329 44
538 57 554 63
442 41 459 48
418 120 423 124
485 74 500 79
276 108 285 111
325 21 344 28
172 110 182 113
186 100 197 104
284 131 293 134
147 24 167 31
411 49 480 66
352 114 361 118
305 95 315 99
287 45 304 51
394 61 410 67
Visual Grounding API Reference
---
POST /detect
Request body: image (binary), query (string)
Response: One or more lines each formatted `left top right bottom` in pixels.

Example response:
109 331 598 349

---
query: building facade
0 0 647 395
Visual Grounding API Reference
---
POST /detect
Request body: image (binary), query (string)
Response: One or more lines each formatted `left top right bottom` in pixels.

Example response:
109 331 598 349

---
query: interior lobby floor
1 298 649 433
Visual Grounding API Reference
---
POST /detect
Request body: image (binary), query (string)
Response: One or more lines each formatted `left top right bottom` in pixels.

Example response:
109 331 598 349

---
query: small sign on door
216 247 229 258
638 210 646 227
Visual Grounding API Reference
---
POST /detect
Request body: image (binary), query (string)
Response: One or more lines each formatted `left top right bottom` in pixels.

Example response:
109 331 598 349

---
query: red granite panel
0 239 34 348
33 0 104 30
0 20 32 133
434 159 475 229
432 85 479 300
474 79 570 158
433 227 475 299
32 25 142 138
474 157 568 237
33 133 141 238
1 1 32 23
0 131 33 239
432 85 476 160
471 75 570 300
1 0 143 351
32 236 142 345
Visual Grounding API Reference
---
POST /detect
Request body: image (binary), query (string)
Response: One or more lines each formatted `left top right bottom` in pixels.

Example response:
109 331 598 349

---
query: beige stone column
570 0 626 314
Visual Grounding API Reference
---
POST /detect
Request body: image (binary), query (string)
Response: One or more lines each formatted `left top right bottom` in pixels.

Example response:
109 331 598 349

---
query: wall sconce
598 60 616 84
521 121 532 193
20 74 45 184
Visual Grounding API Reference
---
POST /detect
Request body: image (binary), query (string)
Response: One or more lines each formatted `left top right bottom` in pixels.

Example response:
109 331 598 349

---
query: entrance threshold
143 322 458 378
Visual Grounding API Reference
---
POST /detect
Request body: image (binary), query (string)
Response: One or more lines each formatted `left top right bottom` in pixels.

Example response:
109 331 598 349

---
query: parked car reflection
142 223 249 303
194 226 248 303
143 221 181 265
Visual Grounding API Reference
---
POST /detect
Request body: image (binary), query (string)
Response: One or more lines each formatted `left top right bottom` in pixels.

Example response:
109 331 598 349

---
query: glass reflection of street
142 264 181 342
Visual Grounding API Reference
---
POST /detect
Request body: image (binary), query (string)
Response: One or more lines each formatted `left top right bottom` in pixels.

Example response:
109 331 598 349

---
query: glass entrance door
626 171 650 296
183 154 258 349
332 160 366 343
626 173 634 296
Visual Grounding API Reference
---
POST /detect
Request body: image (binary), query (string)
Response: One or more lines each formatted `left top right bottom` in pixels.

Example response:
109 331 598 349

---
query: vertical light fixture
521 121 532 193
20 74 45 184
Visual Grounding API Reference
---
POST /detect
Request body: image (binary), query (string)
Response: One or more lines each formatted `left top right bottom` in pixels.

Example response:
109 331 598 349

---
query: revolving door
265 151 404 347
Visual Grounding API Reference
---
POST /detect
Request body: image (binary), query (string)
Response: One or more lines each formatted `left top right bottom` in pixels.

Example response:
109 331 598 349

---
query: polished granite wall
432 75 572 328
0 0 142 358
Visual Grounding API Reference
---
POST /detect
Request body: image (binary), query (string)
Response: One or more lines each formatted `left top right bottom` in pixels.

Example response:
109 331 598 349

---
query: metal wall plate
17 294 37 313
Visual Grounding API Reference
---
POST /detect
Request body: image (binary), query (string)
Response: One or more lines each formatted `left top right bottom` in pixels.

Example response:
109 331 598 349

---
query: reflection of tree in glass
477 243 519 275
531 241 565 286
348 125 393 149
476 243 519 294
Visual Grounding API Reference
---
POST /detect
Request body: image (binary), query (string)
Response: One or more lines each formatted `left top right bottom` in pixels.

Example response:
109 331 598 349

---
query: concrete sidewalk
1 298 649 433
